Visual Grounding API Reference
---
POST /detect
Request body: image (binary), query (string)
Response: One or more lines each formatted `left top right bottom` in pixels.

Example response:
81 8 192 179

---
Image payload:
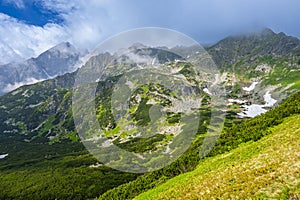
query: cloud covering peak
0 0 300 65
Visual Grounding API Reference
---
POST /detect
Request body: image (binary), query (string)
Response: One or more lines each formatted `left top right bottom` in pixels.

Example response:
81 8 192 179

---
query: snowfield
238 91 277 118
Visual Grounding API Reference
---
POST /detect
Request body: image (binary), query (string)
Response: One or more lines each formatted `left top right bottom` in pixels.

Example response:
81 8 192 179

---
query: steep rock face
208 28 300 67
0 42 82 95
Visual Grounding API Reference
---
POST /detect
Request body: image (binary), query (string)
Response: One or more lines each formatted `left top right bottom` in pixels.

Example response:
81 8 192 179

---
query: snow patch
242 82 259 92
238 91 277 118
89 163 103 168
263 91 277 107
203 88 212 95
228 99 247 104
238 105 267 118
0 154 8 159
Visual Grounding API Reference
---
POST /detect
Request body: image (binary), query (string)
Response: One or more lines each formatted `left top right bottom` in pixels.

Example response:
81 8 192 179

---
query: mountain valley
0 28 300 199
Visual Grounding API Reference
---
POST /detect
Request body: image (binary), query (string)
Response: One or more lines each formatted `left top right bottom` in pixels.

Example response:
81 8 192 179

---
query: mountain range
0 42 83 96
0 28 299 199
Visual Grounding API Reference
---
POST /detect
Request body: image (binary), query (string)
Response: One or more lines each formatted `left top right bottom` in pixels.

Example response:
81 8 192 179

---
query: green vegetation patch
136 114 300 199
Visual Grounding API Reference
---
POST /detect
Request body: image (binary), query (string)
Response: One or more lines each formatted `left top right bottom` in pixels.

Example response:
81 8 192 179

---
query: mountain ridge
1 28 300 144
208 28 300 67
0 42 83 96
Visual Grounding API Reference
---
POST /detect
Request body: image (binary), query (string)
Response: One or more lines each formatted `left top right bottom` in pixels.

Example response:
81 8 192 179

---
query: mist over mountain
208 28 300 67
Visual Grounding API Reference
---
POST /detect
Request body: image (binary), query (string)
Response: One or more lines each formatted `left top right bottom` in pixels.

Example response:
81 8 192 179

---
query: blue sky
0 0 299 64
0 0 63 26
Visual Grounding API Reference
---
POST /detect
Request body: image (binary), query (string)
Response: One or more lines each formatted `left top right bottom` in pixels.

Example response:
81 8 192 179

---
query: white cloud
42 0 136 50
0 13 69 64
1 0 300 66
0 0 137 64
2 77 43 93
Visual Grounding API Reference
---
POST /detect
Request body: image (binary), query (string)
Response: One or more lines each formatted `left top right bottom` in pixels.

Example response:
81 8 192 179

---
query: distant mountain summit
208 28 300 67
0 42 83 95
33 42 80 77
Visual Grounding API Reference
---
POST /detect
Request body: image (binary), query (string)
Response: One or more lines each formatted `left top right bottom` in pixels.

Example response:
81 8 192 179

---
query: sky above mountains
0 0 299 64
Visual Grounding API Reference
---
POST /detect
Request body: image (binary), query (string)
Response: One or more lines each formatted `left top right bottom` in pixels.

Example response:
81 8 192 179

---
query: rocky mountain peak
257 27 276 36
0 42 82 95
47 42 78 55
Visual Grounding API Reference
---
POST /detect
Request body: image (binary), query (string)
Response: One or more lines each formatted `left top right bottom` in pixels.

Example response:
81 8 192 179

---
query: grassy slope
136 114 300 199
